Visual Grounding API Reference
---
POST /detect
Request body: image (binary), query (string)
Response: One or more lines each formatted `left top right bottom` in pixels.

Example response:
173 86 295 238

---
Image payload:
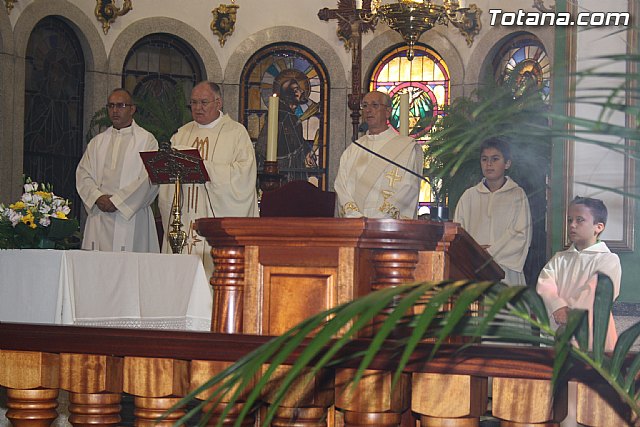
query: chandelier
363 0 482 60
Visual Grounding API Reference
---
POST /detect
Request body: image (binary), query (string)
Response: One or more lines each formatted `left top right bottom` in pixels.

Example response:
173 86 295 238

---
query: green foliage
424 83 551 208
134 84 191 144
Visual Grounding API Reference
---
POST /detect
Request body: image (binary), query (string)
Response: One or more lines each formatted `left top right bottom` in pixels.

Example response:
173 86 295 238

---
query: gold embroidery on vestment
385 167 402 188
379 190 400 219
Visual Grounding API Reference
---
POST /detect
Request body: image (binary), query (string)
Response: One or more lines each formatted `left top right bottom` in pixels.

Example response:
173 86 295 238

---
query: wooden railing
0 322 633 426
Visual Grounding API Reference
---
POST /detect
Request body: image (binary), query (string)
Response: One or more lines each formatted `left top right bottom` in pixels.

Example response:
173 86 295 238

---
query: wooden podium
194 217 504 335
195 217 504 426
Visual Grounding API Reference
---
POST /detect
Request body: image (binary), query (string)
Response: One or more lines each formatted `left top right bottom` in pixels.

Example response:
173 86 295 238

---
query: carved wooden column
6 389 59 427
123 357 188 427
190 360 256 426
263 365 334 427
370 249 419 336
210 246 246 333
370 250 419 291
492 377 566 426
412 373 487 427
0 350 60 427
577 382 631 426
60 353 124 427
335 368 410 427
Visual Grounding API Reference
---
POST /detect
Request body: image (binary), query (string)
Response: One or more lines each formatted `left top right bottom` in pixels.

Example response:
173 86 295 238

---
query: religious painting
493 34 551 103
240 44 329 189
368 44 450 208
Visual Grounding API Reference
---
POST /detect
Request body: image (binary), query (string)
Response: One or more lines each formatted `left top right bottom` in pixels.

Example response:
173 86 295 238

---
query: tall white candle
266 95 279 162
399 92 409 137
355 0 363 9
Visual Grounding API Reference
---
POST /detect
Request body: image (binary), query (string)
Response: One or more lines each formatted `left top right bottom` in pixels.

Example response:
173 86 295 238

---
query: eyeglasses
189 99 217 108
106 103 133 110
360 102 389 110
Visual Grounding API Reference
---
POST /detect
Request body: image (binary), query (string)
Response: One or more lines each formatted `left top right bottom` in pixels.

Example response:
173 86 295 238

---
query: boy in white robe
536 197 621 427
536 196 621 351
76 88 159 253
454 138 532 285
334 91 422 219
158 81 258 277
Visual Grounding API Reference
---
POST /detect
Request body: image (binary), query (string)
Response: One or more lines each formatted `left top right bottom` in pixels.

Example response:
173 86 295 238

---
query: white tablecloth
0 250 212 331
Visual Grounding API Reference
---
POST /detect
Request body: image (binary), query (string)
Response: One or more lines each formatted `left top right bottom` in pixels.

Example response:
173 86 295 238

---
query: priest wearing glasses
157 81 258 278
334 90 422 219
76 88 160 253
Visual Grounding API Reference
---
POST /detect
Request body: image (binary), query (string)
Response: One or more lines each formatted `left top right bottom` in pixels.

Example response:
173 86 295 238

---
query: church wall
0 5 15 203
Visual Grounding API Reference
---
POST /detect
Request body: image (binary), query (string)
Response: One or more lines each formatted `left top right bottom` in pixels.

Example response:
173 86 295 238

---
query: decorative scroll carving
4 0 17 14
211 3 239 47
94 0 133 35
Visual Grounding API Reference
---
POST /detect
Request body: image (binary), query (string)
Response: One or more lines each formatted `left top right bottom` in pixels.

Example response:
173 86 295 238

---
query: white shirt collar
197 111 224 129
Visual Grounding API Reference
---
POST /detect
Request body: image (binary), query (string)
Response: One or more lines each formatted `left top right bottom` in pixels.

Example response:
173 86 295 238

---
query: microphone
351 134 428 184
358 122 368 133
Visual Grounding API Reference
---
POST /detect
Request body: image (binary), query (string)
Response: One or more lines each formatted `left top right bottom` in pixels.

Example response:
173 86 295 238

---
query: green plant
424 83 551 209
133 83 191 144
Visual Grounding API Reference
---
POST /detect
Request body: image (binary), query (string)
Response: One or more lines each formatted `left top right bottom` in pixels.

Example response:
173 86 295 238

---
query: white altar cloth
0 250 212 331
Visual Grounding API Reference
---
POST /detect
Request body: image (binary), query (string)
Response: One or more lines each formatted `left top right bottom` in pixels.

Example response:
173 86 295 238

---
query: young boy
453 137 532 285
536 196 621 351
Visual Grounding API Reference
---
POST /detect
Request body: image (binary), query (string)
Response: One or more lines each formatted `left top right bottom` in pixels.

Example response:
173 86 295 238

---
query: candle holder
259 161 284 192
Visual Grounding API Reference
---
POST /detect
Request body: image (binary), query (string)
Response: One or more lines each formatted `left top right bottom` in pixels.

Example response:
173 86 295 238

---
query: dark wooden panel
259 246 339 267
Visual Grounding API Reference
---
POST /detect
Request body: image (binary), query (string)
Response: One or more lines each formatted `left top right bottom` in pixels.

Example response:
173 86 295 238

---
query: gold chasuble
158 114 258 277
334 127 422 219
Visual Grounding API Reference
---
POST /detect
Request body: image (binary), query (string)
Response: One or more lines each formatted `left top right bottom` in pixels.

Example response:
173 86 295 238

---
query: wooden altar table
0 250 212 331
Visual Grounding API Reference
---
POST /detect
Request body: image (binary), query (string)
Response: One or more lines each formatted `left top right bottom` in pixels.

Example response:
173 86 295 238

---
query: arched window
493 34 550 102
240 43 329 189
122 33 204 142
368 44 450 208
24 16 85 217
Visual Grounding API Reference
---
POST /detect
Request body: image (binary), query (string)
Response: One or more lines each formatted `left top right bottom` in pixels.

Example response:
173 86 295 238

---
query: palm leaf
592 274 615 364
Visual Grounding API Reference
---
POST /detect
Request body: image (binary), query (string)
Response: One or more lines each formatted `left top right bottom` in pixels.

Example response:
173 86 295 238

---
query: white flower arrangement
0 178 78 249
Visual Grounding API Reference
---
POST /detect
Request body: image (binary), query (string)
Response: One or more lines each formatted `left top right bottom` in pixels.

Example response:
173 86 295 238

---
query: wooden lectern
194 217 504 427
194 217 503 335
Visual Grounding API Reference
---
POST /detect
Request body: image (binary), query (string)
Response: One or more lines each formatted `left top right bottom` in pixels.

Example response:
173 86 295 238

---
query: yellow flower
54 211 68 220
10 201 25 210
35 191 52 202
21 212 36 229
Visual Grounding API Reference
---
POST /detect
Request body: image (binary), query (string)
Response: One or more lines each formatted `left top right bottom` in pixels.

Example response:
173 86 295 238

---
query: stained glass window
493 34 550 102
24 16 85 218
369 44 450 210
240 43 329 189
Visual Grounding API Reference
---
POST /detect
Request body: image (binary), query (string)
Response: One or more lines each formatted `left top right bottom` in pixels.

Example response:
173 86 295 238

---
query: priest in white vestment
334 91 422 219
158 81 259 277
76 88 159 253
